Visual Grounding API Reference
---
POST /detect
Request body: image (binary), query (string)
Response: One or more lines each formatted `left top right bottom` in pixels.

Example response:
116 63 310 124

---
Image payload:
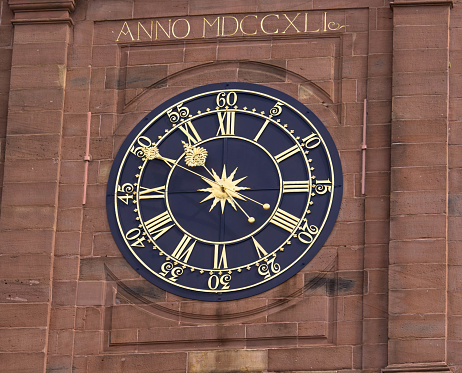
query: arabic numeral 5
208 273 231 290
216 91 237 107
160 262 184 282
117 183 134 205
125 228 146 248
167 103 189 124
257 257 281 279
314 179 332 195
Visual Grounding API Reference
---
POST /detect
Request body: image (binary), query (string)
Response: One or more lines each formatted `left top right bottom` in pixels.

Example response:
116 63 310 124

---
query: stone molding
8 0 76 24
390 0 453 8
382 362 452 373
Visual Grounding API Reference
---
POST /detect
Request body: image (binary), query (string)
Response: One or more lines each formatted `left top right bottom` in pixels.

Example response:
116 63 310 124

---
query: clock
106 82 342 301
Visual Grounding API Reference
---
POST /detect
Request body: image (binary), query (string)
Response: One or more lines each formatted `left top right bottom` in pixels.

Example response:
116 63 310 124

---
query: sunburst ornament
198 165 249 214
143 145 160 160
182 141 208 167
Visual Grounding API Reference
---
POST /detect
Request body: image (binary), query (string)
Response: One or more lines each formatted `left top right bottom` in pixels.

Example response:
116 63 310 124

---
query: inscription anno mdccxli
115 11 348 42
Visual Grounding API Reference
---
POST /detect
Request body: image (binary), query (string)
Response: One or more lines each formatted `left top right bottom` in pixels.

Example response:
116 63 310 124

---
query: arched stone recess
114 60 339 142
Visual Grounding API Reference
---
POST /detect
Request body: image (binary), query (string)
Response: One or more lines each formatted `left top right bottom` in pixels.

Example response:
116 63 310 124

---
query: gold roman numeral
171 234 196 263
138 185 165 199
178 120 202 144
216 111 235 135
254 119 270 142
251 237 268 259
283 181 310 193
270 208 300 232
274 144 300 163
214 244 228 269
145 211 174 240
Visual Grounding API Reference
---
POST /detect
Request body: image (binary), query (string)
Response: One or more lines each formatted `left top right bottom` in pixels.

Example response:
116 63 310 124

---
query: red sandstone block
448 241 462 266
450 168 462 193
56 208 82 232
393 119 447 143
112 304 179 329
288 57 335 81
362 293 388 319
0 278 50 304
75 307 103 330
364 220 389 245
369 30 393 54
3 158 58 183
367 268 388 294
368 54 392 77
0 230 54 255
0 328 46 352
0 206 56 230
449 217 462 242
389 313 445 339
10 65 65 89
0 352 45 372
390 214 446 240
268 297 328 323
389 263 446 290
53 256 79 282
73 330 103 356
51 281 77 307
2 182 57 207
393 72 448 96
129 45 184 66
13 23 69 44
449 145 462 168
390 239 446 265
268 346 353 371
337 320 362 345
391 190 446 215
5 134 60 160
353 32 368 56
393 5 449 26
362 343 388 370
79 257 138 281
0 253 51 280
124 65 168 90
272 38 337 59
364 196 389 221
377 7 393 31
393 95 447 121
7 111 62 136
0 26 12 47
68 45 92 68
449 97 462 122
325 221 364 247
46 355 72 372
394 25 448 50
0 303 49 327
57 184 84 209
49 307 76 330
448 265 462 291
389 338 445 365
76 281 105 306
93 232 121 257
86 0 133 21
89 89 117 114
364 244 388 268
54 232 81 256
59 160 85 184
12 42 67 66
218 40 271 60
9 88 64 111
391 166 446 192
362 318 388 344
48 329 73 355
389 288 445 314
393 49 448 73
238 62 287 84
82 207 110 232
133 0 188 18
88 352 187 372
63 88 90 114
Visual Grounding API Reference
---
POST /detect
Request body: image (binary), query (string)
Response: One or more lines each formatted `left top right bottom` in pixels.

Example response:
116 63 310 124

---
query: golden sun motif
198 165 249 213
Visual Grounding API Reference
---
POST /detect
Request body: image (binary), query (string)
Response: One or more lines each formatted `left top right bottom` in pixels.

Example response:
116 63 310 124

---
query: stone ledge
8 0 75 12
390 1 453 8
382 362 451 373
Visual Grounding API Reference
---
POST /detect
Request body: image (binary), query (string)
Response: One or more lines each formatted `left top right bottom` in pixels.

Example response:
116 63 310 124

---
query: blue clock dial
106 82 342 301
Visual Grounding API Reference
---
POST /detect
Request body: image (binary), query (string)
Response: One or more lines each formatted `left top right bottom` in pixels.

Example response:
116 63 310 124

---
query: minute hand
160 156 218 186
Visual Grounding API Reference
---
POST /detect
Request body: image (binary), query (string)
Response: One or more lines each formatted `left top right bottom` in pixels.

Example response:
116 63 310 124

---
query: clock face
106 82 342 301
